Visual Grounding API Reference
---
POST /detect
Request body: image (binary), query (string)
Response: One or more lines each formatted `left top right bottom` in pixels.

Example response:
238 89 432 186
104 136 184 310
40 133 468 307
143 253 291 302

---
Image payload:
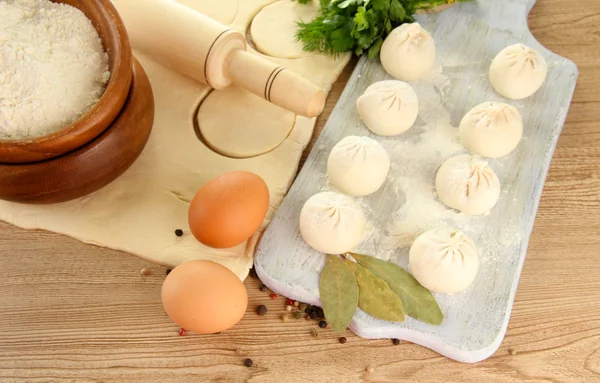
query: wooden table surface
1 1 599 382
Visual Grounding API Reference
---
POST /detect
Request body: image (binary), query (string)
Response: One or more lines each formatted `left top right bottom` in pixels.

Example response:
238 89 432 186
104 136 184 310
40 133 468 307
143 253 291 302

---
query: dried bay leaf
351 253 444 325
319 255 359 332
345 261 405 322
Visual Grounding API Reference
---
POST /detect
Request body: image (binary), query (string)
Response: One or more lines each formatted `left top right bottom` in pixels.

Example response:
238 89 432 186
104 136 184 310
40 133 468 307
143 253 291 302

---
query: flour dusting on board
322 64 524 266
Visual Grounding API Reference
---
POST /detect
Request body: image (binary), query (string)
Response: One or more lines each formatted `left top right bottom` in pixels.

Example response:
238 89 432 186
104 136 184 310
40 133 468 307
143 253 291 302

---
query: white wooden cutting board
254 0 578 363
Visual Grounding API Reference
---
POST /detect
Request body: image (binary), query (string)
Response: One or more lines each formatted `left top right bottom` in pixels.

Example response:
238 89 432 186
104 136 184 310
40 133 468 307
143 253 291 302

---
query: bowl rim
0 0 133 164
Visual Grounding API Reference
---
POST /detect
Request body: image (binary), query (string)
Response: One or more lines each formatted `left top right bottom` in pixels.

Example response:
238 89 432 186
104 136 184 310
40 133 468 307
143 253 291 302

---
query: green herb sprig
293 0 471 58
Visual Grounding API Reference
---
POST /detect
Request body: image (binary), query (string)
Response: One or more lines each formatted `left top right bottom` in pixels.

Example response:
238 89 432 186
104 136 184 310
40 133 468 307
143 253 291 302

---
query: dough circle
197 87 295 158
459 102 523 158
489 43 548 100
409 228 479 294
380 23 436 81
173 0 238 25
356 80 419 136
299 192 366 254
327 136 390 196
250 0 318 59
436 154 501 215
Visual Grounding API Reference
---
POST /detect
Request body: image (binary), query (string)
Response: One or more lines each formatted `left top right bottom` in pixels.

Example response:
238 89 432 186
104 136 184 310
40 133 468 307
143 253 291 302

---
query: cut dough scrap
489 43 547 100
299 192 366 254
173 0 239 25
409 228 479 294
197 86 295 158
250 0 319 59
356 80 419 136
436 154 501 216
380 23 436 81
327 136 390 196
459 102 523 158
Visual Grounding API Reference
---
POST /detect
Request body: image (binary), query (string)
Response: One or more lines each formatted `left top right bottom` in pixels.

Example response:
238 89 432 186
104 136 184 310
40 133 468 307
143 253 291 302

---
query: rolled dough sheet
0 0 349 280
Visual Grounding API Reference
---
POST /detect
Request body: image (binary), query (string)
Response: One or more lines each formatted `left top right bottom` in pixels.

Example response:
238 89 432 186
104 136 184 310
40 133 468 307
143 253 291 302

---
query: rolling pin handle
226 50 325 118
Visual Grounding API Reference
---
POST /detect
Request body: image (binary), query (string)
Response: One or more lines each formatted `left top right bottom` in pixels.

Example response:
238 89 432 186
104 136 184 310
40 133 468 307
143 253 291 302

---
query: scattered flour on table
0 0 110 140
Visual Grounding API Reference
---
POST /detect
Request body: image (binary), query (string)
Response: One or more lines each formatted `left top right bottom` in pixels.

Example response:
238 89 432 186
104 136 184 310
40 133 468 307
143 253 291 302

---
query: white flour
0 0 110 140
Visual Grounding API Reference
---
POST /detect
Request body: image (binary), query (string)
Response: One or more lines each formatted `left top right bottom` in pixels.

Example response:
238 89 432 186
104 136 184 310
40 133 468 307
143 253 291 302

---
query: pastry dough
197 87 295 158
299 192 366 254
0 0 350 280
459 102 523 158
435 154 501 216
380 23 436 81
250 0 319 59
409 228 479 294
356 80 419 136
489 43 547 100
327 136 390 196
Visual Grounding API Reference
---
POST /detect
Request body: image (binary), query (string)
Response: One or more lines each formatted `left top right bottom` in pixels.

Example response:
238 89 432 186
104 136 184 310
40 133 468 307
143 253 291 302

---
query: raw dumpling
380 23 436 81
299 192 366 254
489 43 548 100
356 80 419 136
459 102 523 158
409 228 479 294
436 154 501 215
328 136 390 196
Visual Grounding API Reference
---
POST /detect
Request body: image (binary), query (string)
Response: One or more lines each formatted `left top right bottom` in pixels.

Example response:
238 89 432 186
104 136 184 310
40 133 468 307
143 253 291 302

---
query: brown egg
161 260 248 334
188 171 270 248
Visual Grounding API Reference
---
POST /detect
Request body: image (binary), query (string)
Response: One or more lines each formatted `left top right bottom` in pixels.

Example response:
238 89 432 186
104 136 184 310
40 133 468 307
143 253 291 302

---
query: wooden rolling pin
111 0 325 117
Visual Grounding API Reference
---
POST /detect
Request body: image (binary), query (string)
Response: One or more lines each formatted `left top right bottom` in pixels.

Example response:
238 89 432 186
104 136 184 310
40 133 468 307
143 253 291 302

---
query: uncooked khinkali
409 228 479 294
299 192 366 254
459 102 523 158
327 136 390 196
356 80 419 136
489 43 548 100
380 23 436 81
436 154 501 215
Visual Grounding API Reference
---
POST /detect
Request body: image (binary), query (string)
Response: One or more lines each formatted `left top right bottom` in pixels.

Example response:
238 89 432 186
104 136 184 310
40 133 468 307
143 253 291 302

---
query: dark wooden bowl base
0 58 154 204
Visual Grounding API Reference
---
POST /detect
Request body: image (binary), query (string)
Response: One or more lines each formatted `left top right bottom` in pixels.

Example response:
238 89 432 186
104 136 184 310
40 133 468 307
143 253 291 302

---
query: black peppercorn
174 229 183 237
166 268 172 275
339 337 347 344
304 305 312 314
309 311 319 320
316 307 324 319
392 338 400 345
319 320 327 329
259 284 268 292
256 305 268 316
243 358 253 367
249 268 258 279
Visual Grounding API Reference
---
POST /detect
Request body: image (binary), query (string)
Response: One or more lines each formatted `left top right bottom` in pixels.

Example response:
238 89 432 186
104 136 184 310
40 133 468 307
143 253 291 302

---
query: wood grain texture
0 0 599 381
0 0 133 164
0 59 154 204
255 0 579 363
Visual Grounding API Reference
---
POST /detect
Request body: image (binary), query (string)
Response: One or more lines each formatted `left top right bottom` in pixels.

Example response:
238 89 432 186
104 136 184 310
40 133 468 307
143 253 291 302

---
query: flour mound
0 0 110 140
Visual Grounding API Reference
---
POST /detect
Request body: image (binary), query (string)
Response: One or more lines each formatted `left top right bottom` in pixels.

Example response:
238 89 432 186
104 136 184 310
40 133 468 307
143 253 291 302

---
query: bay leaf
351 253 444 325
345 260 405 322
319 255 359 332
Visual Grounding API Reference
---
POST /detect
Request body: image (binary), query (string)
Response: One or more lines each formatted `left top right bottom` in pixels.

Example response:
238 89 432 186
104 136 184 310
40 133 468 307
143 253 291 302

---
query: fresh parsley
294 0 471 58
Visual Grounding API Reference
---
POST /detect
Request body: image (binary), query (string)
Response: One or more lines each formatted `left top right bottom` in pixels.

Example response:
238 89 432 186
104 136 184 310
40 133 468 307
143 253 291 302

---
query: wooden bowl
0 0 133 164
0 58 154 204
